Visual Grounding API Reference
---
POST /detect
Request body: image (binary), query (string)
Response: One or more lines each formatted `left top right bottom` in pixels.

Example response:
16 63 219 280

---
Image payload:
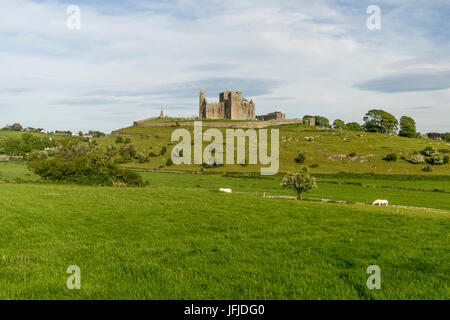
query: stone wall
256 111 286 121
134 118 305 129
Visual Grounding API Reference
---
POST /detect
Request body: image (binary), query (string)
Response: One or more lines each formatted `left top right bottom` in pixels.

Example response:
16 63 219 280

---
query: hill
96 121 450 175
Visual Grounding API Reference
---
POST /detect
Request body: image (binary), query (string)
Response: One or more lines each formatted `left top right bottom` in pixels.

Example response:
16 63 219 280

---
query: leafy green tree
294 152 306 163
398 116 417 138
345 122 363 131
443 133 450 142
88 130 105 138
363 109 398 135
314 116 331 128
333 119 346 130
281 168 317 200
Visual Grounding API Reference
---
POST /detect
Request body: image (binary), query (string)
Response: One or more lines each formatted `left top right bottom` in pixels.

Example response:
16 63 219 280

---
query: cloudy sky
0 0 449 133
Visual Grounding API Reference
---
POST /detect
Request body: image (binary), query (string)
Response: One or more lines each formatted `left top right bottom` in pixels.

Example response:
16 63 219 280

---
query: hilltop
96 120 450 175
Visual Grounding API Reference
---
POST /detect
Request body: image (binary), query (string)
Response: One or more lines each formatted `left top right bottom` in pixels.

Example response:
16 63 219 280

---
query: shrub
119 143 137 159
426 153 447 165
115 136 124 143
294 153 306 163
310 163 319 168
383 153 397 161
165 158 173 166
124 137 132 144
421 146 435 157
348 152 356 157
160 146 167 155
28 154 146 186
422 165 432 172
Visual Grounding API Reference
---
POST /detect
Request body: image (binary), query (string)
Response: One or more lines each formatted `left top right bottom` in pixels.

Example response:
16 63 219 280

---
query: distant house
427 132 442 140
40 129 48 134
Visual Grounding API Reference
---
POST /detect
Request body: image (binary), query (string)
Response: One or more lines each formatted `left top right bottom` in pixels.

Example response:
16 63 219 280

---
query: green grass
0 130 66 140
136 172 450 210
0 182 448 299
98 123 450 175
2 161 447 210
0 162 39 181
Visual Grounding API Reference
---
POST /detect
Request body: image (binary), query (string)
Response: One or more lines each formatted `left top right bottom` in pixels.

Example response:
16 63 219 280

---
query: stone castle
199 89 256 120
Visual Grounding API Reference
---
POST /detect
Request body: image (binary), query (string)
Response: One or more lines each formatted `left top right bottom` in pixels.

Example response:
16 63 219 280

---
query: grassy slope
97 123 450 175
0 183 448 299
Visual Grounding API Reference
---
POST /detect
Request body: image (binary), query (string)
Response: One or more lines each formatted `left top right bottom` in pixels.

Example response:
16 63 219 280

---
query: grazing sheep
219 188 232 193
372 199 389 206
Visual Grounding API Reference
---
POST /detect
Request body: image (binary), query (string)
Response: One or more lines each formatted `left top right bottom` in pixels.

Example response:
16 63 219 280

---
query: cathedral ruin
199 89 256 120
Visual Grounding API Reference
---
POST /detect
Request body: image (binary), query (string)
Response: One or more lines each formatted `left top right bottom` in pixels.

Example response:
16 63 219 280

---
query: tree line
304 109 449 140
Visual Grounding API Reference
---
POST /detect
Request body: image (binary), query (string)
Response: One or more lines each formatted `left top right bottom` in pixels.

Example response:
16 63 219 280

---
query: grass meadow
0 182 448 299
0 162 449 299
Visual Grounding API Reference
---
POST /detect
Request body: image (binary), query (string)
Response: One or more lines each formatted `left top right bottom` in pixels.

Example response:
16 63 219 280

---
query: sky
0 0 449 133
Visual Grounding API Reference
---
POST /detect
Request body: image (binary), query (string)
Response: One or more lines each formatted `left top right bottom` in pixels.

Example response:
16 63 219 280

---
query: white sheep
372 199 389 206
218 188 232 194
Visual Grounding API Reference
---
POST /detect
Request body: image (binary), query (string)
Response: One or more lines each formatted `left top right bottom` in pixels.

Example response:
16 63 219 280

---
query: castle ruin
199 89 256 120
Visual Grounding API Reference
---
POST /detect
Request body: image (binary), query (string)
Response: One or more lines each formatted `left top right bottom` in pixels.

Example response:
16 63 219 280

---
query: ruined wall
204 102 225 119
256 111 286 121
134 118 305 128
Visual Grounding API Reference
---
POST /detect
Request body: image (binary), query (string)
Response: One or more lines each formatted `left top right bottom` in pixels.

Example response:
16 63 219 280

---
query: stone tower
159 105 164 119
199 88 206 119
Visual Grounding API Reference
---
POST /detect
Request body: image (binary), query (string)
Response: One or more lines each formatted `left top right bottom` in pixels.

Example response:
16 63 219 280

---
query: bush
165 158 173 166
119 143 137 159
422 165 432 172
421 146 435 157
115 136 124 143
160 146 167 155
124 137 132 144
383 153 397 161
28 154 146 186
348 152 356 157
294 153 306 163
426 153 447 165
309 163 319 168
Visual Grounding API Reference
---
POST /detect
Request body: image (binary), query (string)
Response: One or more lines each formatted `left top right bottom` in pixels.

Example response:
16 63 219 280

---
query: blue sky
0 0 449 133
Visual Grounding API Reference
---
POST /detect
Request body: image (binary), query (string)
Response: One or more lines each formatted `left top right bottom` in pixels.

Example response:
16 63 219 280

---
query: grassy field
0 182 448 299
0 162 39 181
0 130 67 140
97 123 450 175
2 162 449 210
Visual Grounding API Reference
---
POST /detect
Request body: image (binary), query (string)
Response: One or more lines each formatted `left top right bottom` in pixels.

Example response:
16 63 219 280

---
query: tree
10 123 23 131
314 116 331 128
443 133 450 142
398 116 416 138
333 119 346 130
281 168 317 200
362 109 398 135
294 152 306 163
346 122 362 131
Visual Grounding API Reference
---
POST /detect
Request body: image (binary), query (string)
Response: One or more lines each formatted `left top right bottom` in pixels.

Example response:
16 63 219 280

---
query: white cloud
0 0 448 133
